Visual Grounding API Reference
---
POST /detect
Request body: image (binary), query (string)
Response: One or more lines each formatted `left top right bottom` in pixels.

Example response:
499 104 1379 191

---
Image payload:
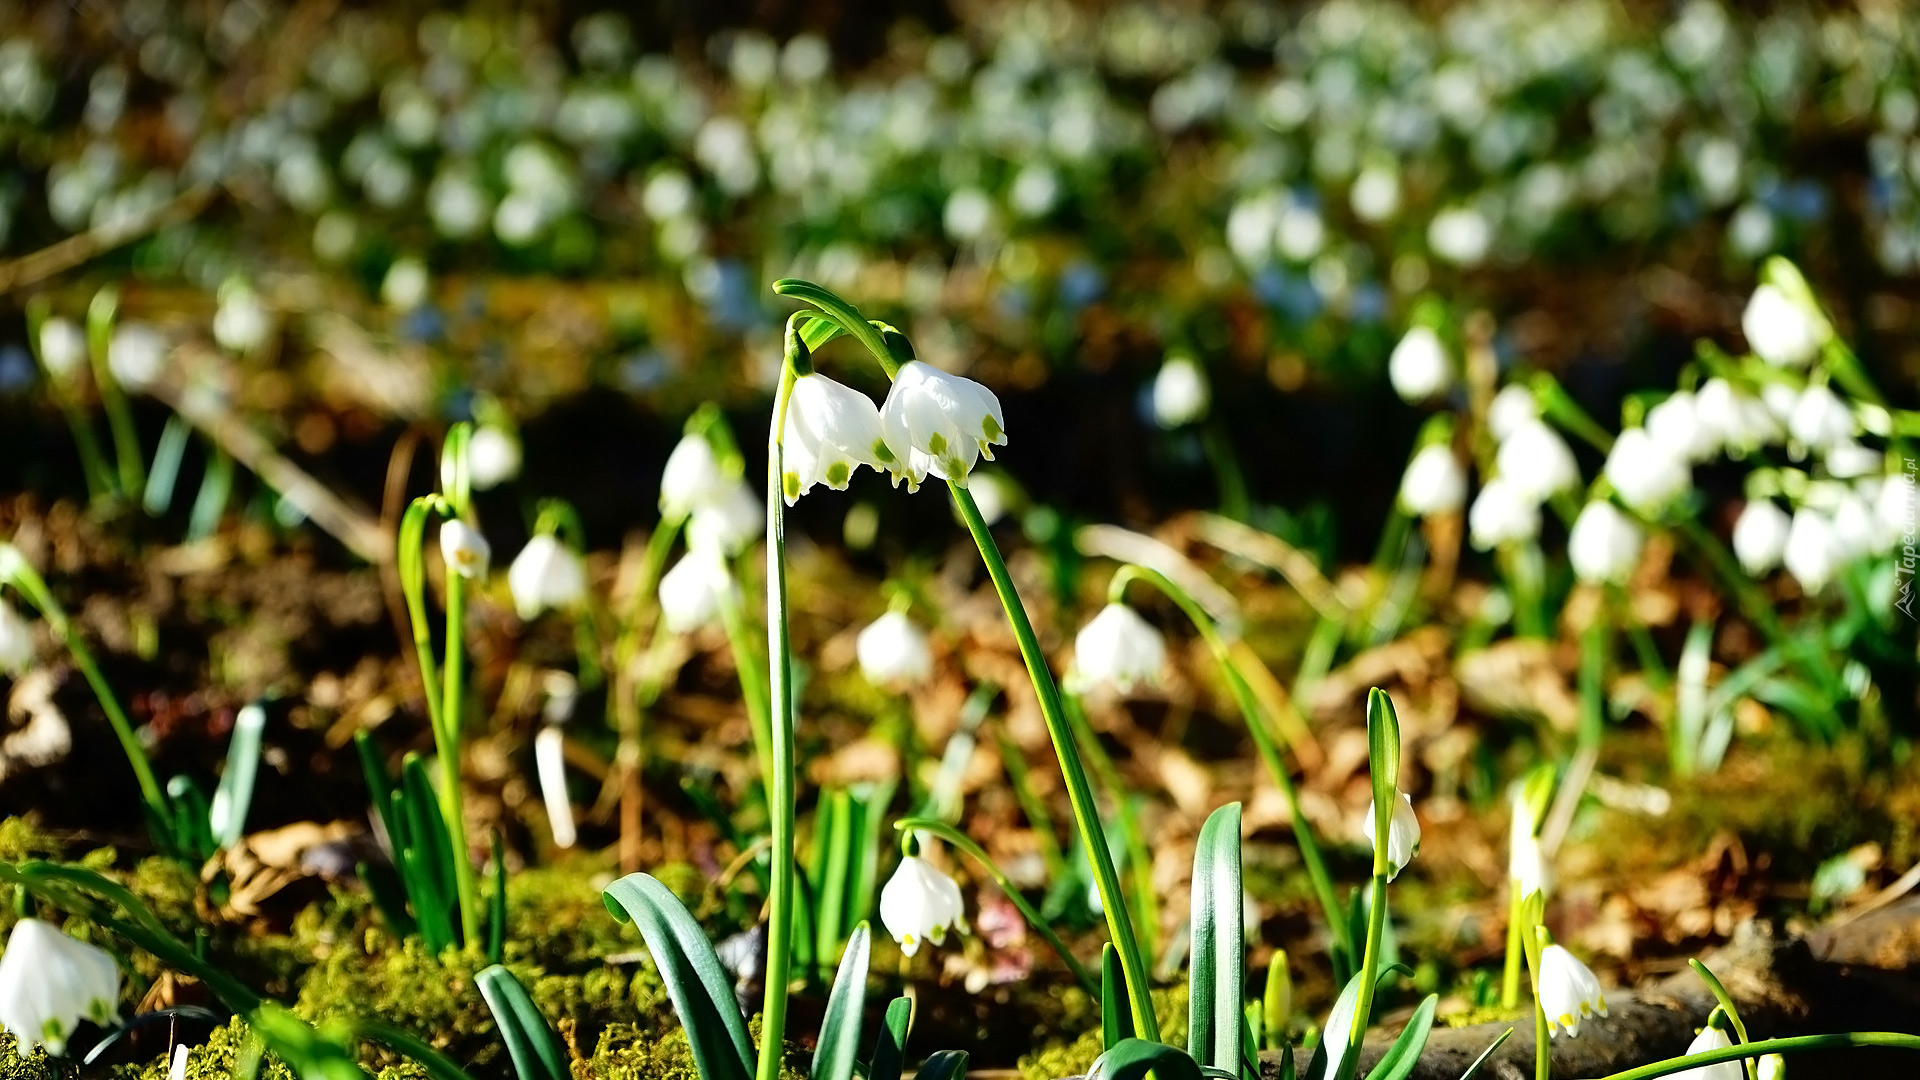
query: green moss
0 1032 61 1080
0 817 64 864
585 1014 804 1080
110 1016 297 1080
1016 985 1188 1080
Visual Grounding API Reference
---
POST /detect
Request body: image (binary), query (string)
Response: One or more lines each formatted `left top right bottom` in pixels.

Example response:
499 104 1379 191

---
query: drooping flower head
1363 792 1421 881
1742 282 1826 368
879 854 965 957
1538 944 1608 1038
1399 444 1466 518
1604 428 1691 514
782 373 888 504
1733 500 1791 575
1151 353 1210 429
507 534 587 620
439 519 491 579
1671 1017 1742 1080
1568 501 1644 586
467 425 522 491
879 360 1006 492
0 918 121 1057
657 548 735 633
1070 603 1166 695
1388 325 1452 404
660 432 729 519
1469 476 1541 550
857 610 933 688
687 479 764 554
1496 420 1579 502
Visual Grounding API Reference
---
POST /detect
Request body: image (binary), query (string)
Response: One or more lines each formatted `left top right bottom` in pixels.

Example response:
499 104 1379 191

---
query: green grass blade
1188 802 1245 1073
1089 1040 1202 1080
357 859 418 940
144 413 191 516
211 702 266 849
912 1051 970 1080
1456 1027 1513 1080
1102 943 1134 1050
477 965 568 1080
868 997 913 1080
603 872 754 1080
810 922 871 1080
487 829 508 966
1363 994 1436 1080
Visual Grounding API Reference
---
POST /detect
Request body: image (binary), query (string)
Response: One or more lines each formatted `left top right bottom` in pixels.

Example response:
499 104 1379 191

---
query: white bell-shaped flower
1647 392 1717 463
1538 943 1608 1038
507 535 587 620
1824 441 1881 481
687 479 763 555
1070 603 1166 695
1509 792 1551 897
660 433 729 519
1733 500 1791 575
108 323 166 390
1787 385 1853 451
1742 283 1826 368
1388 326 1452 403
1694 378 1779 452
1151 353 1210 429
466 426 522 490
213 283 271 353
1362 792 1421 881
857 611 933 688
1829 490 1876 566
0 598 32 675
879 361 1007 491
1604 429 1691 513
1487 384 1539 442
782 373 888 504
1757 1053 1786 1080
657 548 734 633
1399 445 1466 517
1469 477 1541 550
0 918 121 1057
1876 475 1914 550
1496 420 1579 502
879 854 965 957
36 318 86 381
439 519 491 579
1783 508 1839 592
1569 501 1644 586
1671 1023 1742 1080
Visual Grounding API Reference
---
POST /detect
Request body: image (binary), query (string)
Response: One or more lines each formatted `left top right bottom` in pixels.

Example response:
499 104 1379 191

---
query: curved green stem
771 280 899 377
953 487 1160 1042
1107 563 1350 965
1598 1033 1920 1080
756 362 800 1080
441 573 481 947
1689 960 1759 1080
893 816 1099 995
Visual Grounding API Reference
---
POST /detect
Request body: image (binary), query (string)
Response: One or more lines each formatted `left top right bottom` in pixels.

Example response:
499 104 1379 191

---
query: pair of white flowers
781 359 1006 501
1470 401 1582 550
434 516 592 622
654 432 763 634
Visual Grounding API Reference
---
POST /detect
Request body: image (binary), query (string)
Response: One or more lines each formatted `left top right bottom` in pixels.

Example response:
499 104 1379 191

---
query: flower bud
1151 353 1210 429
1388 326 1451 403
439 519 491 579
1362 792 1420 881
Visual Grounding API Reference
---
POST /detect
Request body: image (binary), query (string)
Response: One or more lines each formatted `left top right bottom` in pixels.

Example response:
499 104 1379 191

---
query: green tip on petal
782 471 802 498
927 432 948 456
826 461 851 487
873 440 896 464
981 415 1002 441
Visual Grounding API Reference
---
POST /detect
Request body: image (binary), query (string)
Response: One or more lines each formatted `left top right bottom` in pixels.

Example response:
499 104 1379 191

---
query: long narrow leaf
1363 994 1437 1080
1188 802 1244 1073
1089 1039 1202 1080
477 966 568 1080
913 1051 969 1080
868 997 913 1080
602 873 754 1080
810 922 871 1080
211 702 266 849
1102 943 1134 1050
1457 1028 1513 1080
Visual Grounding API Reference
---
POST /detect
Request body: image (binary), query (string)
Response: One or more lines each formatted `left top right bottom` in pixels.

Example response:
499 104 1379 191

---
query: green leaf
867 997 913 1080
1101 943 1134 1051
811 922 871 1080
1306 963 1410 1080
813 789 854 962
477 965 568 1080
912 1051 969 1080
334 1016 477 1080
1365 688 1401 858
1188 803 1245 1073
1089 1039 1203 1080
1363 994 1436 1080
602 873 754 1080
1262 951 1291 1052
357 859 417 941
1457 1028 1513 1080
211 702 266 849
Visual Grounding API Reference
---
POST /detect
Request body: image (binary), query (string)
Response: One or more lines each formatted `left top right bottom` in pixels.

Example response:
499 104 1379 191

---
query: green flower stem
1579 614 1608 752
1200 421 1250 523
771 280 900 377
398 499 446 735
1500 884 1524 1010
86 288 147 498
24 299 115 502
1523 924 1550 1080
1673 518 1841 698
1598 1033 1920 1080
440 570 482 947
893 817 1099 995
0 546 166 831
1106 564 1350 965
757 361 801 1080
719 575 776 798
1689 960 1759 1080
1337 874 1390 1080
1531 997 1550 1080
1061 691 1159 963
951 484 1161 1043
997 729 1070 882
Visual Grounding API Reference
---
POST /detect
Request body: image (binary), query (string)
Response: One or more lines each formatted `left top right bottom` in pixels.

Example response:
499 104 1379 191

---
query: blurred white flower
1388 326 1452 403
1487 384 1538 441
1742 283 1826 367
943 188 994 242
1569 501 1644 585
1350 165 1401 224
1829 490 1877 566
36 317 86 380
439 519 491 580
508 535 587 620
1362 792 1420 881
1604 428 1690 513
1670 1023 1741 1080
879 361 1006 492
783 373 889 504
1876 474 1915 549
466 425 522 490
1469 477 1541 549
1428 206 1491 266
687 479 762 555
1538 944 1608 1038
1733 500 1791 575
1824 441 1880 480
1787 385 1853 450
880 854 965 957
660 433 729 519
381 256 429 310
1694 378 1779 452
0 598 32 674
1400 444 1466 517
857 610 933 688
1647 391 1716 463
0 918 120 1057
107 323 166 390
535 724 575 849
1783 508 1839 591
213 282 270 354
1151 353 1210 429
1509 791 1550 897
1497 420 1580 502
1071 603 1166 695
658 549 734 633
